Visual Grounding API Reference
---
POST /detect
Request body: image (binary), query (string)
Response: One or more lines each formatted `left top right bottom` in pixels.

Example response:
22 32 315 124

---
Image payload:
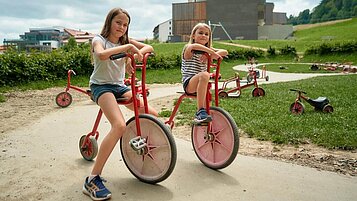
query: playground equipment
165 51 239 170
289 89 334 115
79 53 177 184
55 69 93 108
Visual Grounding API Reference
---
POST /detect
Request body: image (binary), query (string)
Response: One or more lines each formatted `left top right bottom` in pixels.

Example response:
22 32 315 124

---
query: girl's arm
92 40 141 61
213 48 228 57
129 39 154 55
183 43 222 60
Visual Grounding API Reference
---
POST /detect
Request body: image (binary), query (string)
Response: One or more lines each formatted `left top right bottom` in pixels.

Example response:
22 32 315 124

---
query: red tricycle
55 69 93 108
165 51 239 170
246 64 269 83
218 70 265 98
289 89 334 115
79 53 177 184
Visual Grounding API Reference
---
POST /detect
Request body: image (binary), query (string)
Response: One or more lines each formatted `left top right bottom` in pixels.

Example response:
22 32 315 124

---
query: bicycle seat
307 97 329 109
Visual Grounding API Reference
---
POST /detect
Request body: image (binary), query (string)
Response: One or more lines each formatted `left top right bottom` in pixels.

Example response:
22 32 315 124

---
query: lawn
164 74 357 150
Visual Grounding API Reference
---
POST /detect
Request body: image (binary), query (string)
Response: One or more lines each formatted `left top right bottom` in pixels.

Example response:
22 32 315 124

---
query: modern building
3 27 94 52
154 0 292 42
153 19 173 42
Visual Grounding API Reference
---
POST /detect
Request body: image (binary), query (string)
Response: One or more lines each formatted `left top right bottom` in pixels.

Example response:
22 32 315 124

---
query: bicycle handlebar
290 89 307 94
109 52 127 60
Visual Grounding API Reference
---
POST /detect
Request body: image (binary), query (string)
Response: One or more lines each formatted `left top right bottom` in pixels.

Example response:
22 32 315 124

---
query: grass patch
171 74 357 150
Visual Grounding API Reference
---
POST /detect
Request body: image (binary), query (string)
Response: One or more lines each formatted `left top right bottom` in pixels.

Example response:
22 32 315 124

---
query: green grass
167 74 357 149
227 18 357 53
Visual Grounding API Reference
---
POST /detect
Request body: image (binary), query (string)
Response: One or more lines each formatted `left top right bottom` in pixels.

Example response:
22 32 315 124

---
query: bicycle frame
165 52 222 129
65 69 91 96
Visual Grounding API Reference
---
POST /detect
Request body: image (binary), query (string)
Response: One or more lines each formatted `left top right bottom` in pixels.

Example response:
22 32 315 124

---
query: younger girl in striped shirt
181 23 228 123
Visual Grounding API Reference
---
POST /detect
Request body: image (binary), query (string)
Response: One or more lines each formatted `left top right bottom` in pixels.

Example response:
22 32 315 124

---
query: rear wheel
323 104 334 113
191 107 239 169
79 135 98 161
252 87 265 97
290 101 305 114
120 114 177 184
218 90 228 98
55 92 72 108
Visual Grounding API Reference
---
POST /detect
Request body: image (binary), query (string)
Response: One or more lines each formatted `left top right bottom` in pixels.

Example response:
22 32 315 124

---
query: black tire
55 92 72 108
246 75 253 83
191 107 239 169
218 90 228 98
120 114 177 184
323 104 334 113
252 87 265 97
290 101 305 115
79 135 98 161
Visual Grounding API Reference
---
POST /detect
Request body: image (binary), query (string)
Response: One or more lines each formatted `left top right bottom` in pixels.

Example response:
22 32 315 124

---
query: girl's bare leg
185 72 210 109
91 92 126 175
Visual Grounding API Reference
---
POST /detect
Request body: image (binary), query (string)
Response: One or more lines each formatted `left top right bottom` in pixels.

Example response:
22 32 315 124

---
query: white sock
88 175 97 182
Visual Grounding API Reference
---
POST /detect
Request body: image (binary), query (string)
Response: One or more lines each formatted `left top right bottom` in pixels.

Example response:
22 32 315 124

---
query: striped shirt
181 52 207 83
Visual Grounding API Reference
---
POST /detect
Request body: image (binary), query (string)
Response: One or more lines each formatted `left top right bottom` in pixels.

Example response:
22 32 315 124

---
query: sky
0 0 321 45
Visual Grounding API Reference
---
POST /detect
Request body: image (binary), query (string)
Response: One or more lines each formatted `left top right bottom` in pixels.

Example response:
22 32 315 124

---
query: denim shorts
90 84 130 104
182 76 196 95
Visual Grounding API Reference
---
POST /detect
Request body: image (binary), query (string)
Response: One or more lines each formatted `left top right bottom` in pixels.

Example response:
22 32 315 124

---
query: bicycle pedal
129 136 147 151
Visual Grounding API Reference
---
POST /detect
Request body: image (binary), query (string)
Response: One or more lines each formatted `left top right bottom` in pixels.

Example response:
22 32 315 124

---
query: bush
0 44 92 87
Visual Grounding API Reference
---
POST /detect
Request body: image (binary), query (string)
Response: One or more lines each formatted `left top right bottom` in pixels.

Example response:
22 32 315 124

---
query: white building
153 19 173 43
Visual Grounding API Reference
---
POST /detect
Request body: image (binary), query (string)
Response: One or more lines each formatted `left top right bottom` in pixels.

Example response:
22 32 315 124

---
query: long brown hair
100 7 130 45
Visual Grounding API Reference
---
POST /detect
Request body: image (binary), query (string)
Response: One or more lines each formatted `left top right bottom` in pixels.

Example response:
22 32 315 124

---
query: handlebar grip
110 53 127 60
290 89 307 94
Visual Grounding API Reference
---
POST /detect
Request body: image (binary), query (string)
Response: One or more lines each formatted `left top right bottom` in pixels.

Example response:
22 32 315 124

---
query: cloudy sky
0 0 321 45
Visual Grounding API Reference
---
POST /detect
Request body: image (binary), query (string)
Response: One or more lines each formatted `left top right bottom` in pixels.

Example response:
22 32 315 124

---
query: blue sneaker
194 108 212 124
83 175 112 201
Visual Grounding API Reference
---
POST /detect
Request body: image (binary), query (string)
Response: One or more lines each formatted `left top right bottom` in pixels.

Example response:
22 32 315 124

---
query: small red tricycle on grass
55 69 93 108
79 53 177 184
218 70 265 98
289 89 334 115
165 51 239 170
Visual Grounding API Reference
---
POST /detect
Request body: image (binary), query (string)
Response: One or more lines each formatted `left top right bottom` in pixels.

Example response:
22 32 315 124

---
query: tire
252 87 265 97
79 135 98 161
290 101 305 115
120 114 177 184
55 92 72 108
218 90 228 98
323 104 334 113
191 107 239 169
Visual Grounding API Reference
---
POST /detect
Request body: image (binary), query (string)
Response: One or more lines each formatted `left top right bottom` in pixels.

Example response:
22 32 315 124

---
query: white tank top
89 35 126 86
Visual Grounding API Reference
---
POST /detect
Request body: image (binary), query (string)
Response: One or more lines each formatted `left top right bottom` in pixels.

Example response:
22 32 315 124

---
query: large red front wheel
55 92 72 108
191 107 239 169
120 114 177 184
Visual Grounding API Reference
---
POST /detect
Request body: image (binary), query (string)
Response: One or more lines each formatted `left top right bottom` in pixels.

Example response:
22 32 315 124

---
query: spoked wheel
191 107 239 169
120 114 177 184
290 101 305 114
252 87 265 97
323 104 334 113
79 134 98 161
55 92 72 108
218 90 228 98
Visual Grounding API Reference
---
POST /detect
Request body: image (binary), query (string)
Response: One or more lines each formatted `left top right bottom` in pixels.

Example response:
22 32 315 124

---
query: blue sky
0 0 321 45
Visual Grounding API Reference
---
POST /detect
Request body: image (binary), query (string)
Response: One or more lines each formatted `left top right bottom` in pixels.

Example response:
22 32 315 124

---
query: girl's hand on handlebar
211 51 223 60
